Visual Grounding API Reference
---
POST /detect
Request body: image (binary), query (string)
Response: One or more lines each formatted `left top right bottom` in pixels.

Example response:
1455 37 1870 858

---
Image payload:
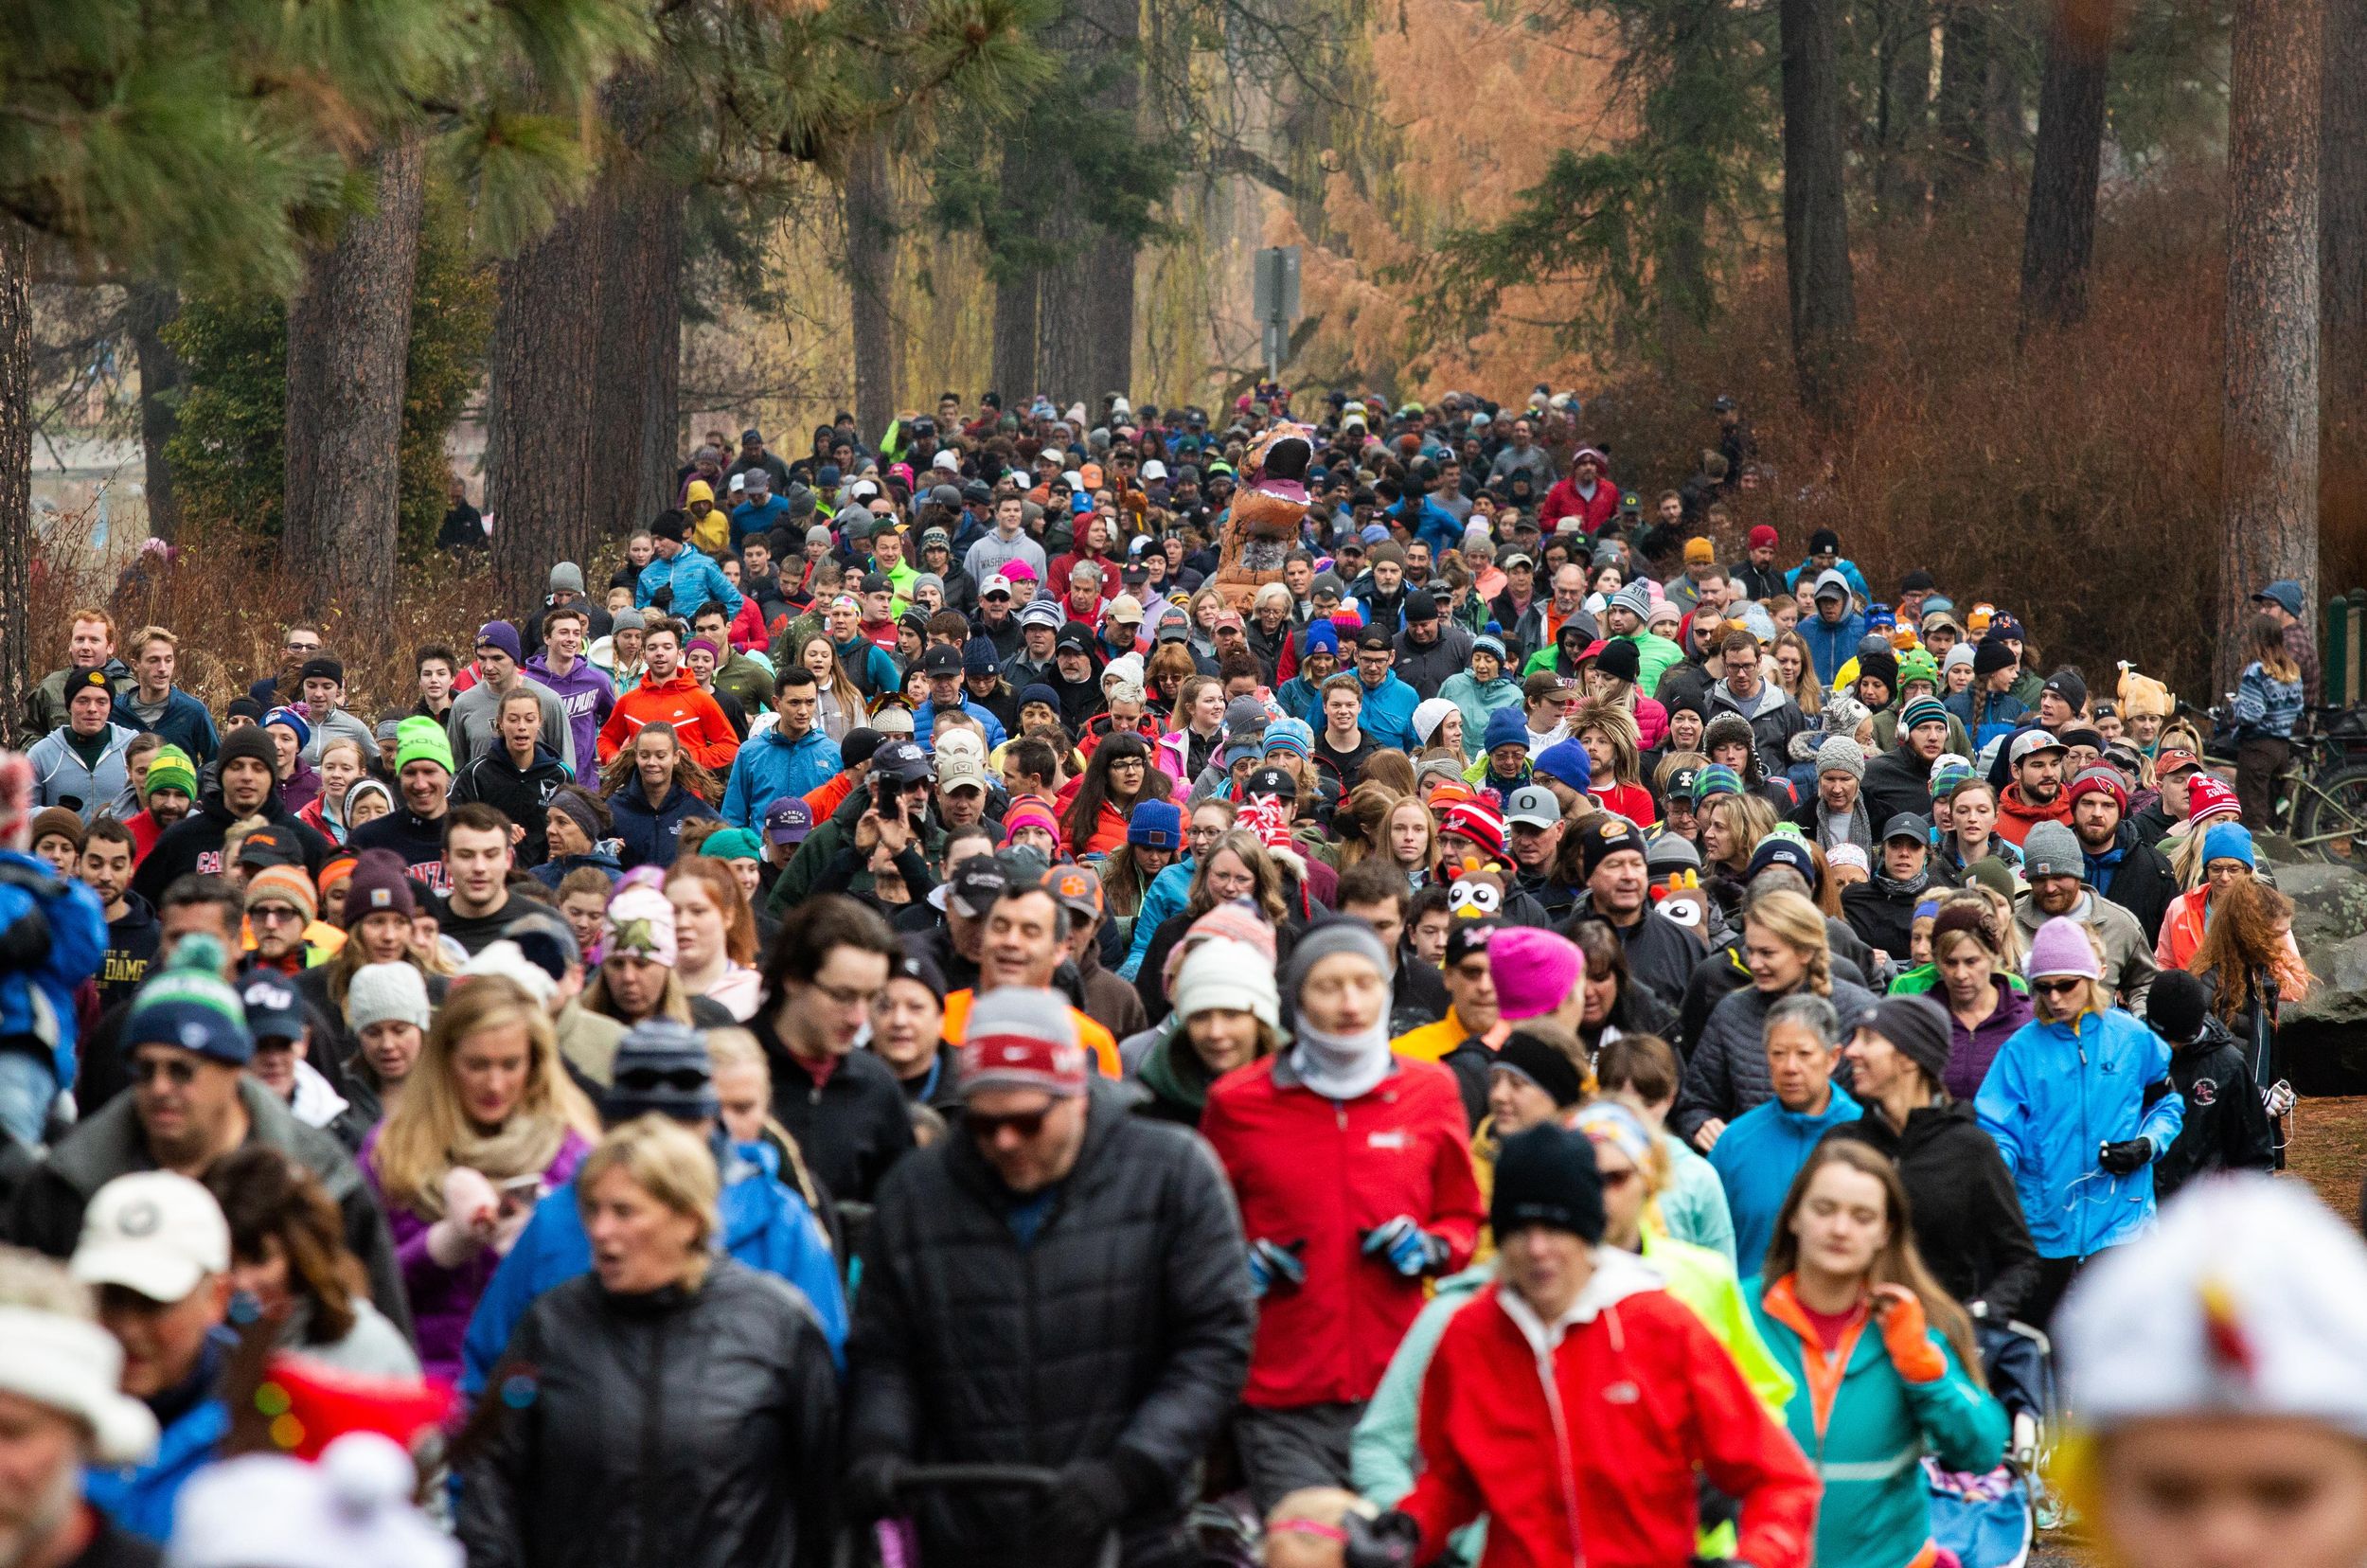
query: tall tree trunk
989 144 1042 403
2322 0 2367 548
1874 0 1932 224
1932 0 1992 207
0 222 31 749
2018 0 2111 333
846 133 899 440
126 283 185 542
1036 178 1093 405
486 201 605 613
585 170 684 553
1084 236 1136 403
1780 0 1858 417
2222 0 2323 693
282 135 424 614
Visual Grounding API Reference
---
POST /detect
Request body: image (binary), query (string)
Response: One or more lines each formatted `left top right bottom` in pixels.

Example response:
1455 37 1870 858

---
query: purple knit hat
2026 915 2102 981
1488 926 1582 1023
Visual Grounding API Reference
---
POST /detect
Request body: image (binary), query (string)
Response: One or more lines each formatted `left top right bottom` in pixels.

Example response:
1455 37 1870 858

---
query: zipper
1533 1344 1587 1561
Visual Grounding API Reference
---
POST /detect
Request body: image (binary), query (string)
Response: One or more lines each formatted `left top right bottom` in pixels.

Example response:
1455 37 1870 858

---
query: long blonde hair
1743 887 1834 996
368 976 598 1215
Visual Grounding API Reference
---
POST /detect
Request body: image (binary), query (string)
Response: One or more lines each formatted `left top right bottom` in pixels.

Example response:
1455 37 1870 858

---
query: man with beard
1391 591 1473 701
344 717 455 888
1046 626 1107 732
1996 730 2073 847
2012 823 2158 1012
2067 767 2177 945
1561 815 1700 1011
1705 630 1806 781
1861 696 1949 826
130 729 328 901
119 747 196 867
79 819 160 1011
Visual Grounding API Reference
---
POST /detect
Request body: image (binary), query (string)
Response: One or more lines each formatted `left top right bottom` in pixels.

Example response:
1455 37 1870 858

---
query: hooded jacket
1993 782 2072 846
1200 1051 1483 1409
2155 1014 2277 1200
1751 1274 2005 1568
27 722 138 822
636 541 745 625
1396 1256 1820 1568
1975 1005 2185 1257
1824 1099 2038 1319
608 779 721 870
845 1078 1254 1568
96 889 163 1011
450 742 575 865
1798 608 1868 686
0 850 106 1089
1437 669 1522 759
1392 622 1476 701
720 722 843 829
597 669 739 772
1709 1084 1863 1274
130 792 331 902
524 652 616 784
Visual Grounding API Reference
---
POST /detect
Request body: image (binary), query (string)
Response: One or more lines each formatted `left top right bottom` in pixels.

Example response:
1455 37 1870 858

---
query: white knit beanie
1172 937 1281 1031
346 963 431 1032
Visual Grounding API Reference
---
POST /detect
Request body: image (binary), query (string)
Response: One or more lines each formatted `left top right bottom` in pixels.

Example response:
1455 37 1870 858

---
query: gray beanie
1816 736 1867 780
1280 916 1392 1011
610 607 645 633
347 962 432 1032
549 561 585 594
2022 822 2085 881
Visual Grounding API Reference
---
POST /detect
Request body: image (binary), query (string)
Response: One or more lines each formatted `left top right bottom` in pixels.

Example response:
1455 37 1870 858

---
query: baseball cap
764 797 814 846
1504 785 1560 829
920 644 963 676
981 573 1014 599
1046 864 1105 925
946 856 1010 919
1881 812 1931 845
2009 729 2067 767
935 750 989 793
71 1172 230 1304
1244 766 1299 801
2154 745 2202 777
239 973 307 1043
1055 626 1094 655
872 739 933 784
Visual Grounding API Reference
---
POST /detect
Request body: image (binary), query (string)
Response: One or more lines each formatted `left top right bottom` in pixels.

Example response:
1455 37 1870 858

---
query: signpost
1253 246 1301 380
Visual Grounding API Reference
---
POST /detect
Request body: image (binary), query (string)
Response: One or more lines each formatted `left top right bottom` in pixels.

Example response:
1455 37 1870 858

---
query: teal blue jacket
1750 1281 2005 1568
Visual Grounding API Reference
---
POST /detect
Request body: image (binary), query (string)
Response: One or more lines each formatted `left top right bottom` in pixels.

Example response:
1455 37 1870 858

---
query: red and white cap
1440 799 1508 860
958 988 1087 1097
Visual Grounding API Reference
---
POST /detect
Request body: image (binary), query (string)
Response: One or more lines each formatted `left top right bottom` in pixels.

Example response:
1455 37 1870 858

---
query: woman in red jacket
1201 918 1486 1514
1346 1122 1821 1568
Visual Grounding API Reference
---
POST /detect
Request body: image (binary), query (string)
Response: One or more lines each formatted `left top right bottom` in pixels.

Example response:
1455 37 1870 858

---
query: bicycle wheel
2292 762 2367 864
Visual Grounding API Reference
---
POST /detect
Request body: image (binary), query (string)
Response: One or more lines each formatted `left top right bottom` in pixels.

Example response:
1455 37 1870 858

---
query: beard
0 1457 80 1568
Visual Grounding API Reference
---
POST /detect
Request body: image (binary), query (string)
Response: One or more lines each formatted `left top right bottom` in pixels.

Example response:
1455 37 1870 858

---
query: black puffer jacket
459 1261 839 1568
846 1078 1254 1568
1671 975 1875 1142
2091 824 2180 946
1824 1099 2038 1322
1563 898 1706 1015
753 1012 916 1205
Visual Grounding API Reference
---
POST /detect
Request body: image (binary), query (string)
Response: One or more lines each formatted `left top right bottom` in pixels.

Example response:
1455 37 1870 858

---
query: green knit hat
142 745 198 802
395 715 454 775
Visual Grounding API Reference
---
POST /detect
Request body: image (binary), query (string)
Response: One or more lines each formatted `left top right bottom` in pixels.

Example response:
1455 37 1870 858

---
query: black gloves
1036 1458 1133 1552
843 1454 907 1520
2099 1137 2152 1176
1343 1510 1422 1568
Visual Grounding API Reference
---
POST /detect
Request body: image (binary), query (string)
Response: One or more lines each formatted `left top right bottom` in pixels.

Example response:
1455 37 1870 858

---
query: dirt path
2023 1096 2367 1568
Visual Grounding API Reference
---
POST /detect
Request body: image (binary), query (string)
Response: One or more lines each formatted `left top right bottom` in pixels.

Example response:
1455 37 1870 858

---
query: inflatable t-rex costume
1209 422 1315 609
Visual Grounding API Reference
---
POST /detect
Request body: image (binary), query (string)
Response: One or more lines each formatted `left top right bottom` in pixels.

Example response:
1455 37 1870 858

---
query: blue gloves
1361 1216 1450 1278
1247 1238 1307 1297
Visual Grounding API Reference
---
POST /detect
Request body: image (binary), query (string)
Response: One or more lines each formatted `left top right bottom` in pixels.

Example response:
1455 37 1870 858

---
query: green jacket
1628 631 1687 697
1750 1279 2006 1568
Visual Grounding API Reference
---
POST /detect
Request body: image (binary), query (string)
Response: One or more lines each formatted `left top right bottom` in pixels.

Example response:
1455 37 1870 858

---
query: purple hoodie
1943 975 2035 1102
525 653 617 783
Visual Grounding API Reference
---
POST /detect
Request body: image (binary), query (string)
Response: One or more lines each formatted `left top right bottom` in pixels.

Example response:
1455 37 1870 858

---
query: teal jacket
1659 1131 1737 1265
1436 671 1522 760
1351 1264 1491 1563
1750 1280 2005 1568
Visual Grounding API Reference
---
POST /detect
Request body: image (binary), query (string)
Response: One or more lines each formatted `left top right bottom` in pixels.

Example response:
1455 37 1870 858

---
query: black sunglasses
614 1066 711 1095
132 1057 199 1086
2031 978 2086 997
968 1106 1053 1140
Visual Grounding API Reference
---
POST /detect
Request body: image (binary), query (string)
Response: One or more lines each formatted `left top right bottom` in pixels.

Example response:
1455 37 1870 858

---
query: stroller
1924 1318 2057 1568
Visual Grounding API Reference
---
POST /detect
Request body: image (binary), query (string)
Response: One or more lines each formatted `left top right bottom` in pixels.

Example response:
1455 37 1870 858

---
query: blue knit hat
124 938 254 1065
1019 683 1061 712
2202 821 2256 870
1483 707 1529 754
261 705 311 752
1261 717 1315 760
1533 738 1593 793
1303 621 1341 657
1128 799 1184 849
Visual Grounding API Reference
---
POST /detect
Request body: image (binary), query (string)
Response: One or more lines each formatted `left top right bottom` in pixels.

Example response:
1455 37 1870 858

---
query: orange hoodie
597 669 739 772
1993 783 2072 846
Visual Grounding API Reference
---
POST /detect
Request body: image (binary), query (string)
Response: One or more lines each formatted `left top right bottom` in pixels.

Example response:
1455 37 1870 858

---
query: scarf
1816 796 1874 853
417 1114 572 1219
1291 1017 1393 1101
1873 864 1931 900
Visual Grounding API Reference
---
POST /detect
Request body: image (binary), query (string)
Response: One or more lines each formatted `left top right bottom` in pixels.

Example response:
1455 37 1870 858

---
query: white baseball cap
70 1171 230 1303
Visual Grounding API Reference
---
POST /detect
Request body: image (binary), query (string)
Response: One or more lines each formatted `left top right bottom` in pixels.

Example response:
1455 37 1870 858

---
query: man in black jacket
128 726 329 901
845 989 1253 1568
752 894 915 1204
1560 816 1701 1013
2145 972 2277 1200
1861 697 1949 827
2070 767 2178 945
1827 994 2038 1323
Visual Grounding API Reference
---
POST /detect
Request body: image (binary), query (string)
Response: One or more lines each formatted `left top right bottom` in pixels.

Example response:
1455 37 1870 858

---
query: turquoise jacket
1709 1084 1862 1277
1435 671 1522 760
1659 1131 1737 1264
1751 1279 2005 1568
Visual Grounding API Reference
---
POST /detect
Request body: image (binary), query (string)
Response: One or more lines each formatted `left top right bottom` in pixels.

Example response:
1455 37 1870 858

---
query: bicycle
2199 702 2367 865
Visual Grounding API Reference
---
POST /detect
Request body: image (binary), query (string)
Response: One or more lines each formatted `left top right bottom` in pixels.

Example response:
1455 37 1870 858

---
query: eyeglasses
132 1057 199 1086
800 978 878 1010
249 905 304 925
614 1065 712 1095
968 1106 1053 1140
2031 978 2086 997
285 639 321 654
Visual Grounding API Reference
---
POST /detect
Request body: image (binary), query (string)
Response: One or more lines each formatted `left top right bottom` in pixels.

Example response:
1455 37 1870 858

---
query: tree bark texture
1932 0 1992 207
989 142 1042 402
846 132 899 439
282 134 425 615
126 283 186 542
1035 178 1094 404
586 170 684 547
2018 0 2110 333
0 222 31 749
486 201 605 612
1874 0 1932 224
1780 0 1858 417
2222 0 2323 692
2321 0 2367 545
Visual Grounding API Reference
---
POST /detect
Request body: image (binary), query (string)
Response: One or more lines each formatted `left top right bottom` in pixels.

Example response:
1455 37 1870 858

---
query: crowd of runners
0 383 2347 1568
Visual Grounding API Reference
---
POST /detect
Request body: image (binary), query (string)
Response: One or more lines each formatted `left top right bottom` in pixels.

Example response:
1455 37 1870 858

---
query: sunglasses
614 1065 711 1095
2032 978 2086 997
968 1106 1053 1140
132 1057 199 1086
